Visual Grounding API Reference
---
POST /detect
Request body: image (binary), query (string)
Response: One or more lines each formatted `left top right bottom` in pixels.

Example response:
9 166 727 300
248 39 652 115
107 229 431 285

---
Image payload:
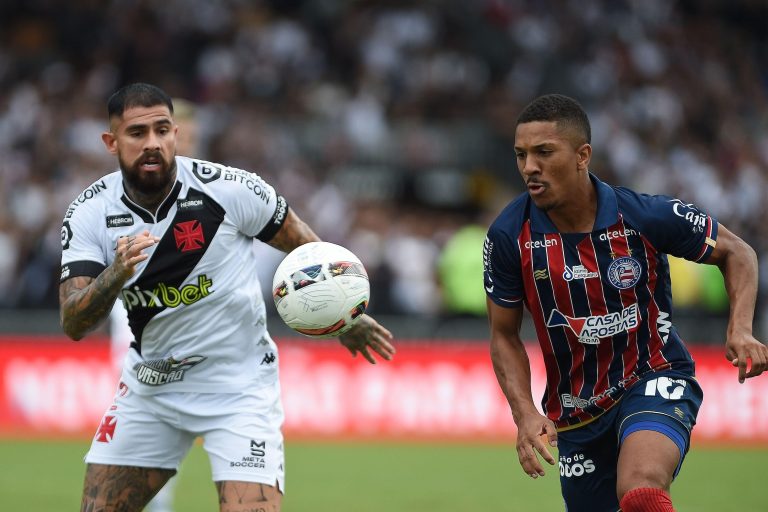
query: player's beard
120 151 176 196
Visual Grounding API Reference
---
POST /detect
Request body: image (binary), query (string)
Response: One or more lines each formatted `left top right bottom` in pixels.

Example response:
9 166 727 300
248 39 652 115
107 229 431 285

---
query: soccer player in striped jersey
484 94 768 512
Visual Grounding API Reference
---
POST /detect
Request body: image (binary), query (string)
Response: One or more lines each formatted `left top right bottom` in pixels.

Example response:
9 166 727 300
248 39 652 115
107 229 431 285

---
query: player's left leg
216 481 282 512
614 370 704 511
178 380 285 512
616 430 678 510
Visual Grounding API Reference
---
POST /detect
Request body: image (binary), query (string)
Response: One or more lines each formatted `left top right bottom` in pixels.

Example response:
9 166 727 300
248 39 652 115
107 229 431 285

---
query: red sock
620 487 674 512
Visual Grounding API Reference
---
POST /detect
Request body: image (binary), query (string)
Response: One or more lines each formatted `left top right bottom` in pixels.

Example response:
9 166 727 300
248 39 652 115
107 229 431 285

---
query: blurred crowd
0 0 766 329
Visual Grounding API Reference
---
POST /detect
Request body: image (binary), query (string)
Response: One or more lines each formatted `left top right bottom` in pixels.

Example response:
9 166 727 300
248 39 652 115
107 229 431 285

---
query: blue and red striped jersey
484 174 718 429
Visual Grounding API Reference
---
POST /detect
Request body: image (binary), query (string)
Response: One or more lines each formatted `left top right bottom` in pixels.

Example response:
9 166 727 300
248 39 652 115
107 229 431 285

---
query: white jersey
60 156 288 395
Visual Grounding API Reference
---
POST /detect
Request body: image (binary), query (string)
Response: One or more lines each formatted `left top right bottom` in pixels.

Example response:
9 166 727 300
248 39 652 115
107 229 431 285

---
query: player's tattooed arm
59 270 124 341
60 231 159 340
267 208 321 253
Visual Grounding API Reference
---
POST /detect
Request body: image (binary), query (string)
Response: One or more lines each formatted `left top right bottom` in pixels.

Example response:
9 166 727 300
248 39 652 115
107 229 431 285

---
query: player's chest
521 230 651 292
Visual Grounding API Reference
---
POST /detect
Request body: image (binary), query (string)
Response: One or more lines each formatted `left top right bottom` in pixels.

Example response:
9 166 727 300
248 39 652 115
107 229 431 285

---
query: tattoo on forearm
60 266 125 339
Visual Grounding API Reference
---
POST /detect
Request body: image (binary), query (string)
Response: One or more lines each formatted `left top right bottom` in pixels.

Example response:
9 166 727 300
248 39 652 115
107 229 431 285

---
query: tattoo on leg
81 464 176 512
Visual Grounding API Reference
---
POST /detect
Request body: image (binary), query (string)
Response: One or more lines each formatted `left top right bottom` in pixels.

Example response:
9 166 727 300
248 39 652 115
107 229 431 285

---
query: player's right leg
81 463 176 511
83 381 195 511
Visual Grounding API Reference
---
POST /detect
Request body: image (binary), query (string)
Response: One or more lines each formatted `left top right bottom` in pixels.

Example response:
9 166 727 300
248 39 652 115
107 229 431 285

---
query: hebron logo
174 220 205 252
547 304 639 345
559 453 595 478
120 275 214 311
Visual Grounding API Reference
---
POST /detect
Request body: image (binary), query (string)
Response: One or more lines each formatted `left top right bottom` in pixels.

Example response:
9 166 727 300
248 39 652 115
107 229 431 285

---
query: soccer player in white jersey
107 97 200 512
59 83 395 511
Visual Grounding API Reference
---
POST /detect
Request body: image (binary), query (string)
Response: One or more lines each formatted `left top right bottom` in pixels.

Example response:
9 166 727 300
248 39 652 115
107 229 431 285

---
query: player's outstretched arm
266 207 321 253
338 314 395 364
488 299 557 478
705 224 768 383
266 208 395 363
60 231 158 340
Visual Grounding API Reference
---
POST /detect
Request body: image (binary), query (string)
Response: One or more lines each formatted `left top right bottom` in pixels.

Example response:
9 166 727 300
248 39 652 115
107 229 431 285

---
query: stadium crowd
0 0 766 330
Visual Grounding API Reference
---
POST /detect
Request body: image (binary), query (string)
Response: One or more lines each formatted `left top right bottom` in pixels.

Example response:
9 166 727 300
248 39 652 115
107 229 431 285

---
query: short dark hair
516 94 591 144
107 83 174 119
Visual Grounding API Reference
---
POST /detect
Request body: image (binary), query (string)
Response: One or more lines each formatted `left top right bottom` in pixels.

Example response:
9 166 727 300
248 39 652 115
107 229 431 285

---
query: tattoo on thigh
216 481 279 512
81 464 175 512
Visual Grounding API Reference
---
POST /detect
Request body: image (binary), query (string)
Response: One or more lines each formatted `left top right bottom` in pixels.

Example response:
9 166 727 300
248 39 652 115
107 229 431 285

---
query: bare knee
617 463 671 502
216 481 282 512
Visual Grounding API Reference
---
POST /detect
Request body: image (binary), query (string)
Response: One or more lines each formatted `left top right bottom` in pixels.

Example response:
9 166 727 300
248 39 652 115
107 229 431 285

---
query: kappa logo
547 304 640 344
261 352 276 365
174 220 205 252
607 256 641 289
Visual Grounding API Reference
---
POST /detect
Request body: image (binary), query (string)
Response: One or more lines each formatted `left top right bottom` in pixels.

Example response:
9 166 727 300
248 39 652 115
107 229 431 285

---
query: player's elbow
60 316 86 341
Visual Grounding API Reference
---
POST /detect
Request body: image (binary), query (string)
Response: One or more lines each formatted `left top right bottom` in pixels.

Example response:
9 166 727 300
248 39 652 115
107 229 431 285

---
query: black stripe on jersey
127 188 225 348
121 181 183 223
60 260 106 283
256 196 289 243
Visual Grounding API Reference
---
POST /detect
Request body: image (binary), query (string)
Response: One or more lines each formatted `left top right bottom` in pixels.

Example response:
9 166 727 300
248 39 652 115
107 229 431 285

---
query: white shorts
85 379 285 491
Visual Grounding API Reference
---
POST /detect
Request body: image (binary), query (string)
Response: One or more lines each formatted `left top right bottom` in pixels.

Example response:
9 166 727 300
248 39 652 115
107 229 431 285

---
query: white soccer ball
272 241 370 338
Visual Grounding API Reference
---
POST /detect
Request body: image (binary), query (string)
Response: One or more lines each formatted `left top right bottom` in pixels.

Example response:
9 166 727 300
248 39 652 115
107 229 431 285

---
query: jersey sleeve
212 165 289 241
60 203 108 282
627 192 718 263
484 224 524 308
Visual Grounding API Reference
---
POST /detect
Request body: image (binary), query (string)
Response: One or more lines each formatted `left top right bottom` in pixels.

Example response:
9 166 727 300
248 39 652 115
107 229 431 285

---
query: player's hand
338 314 395 364
726 330 768 383
515 410 558 478
114 231 160 278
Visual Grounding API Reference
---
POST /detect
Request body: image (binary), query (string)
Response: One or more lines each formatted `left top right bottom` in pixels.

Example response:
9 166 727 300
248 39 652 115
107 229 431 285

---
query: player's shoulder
612 185 677 221
488 191 530 238
63 171 123 221
177 156 274 198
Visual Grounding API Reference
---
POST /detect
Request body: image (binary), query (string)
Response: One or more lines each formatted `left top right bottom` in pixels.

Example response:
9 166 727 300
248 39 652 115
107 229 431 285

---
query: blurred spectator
0 0 765 336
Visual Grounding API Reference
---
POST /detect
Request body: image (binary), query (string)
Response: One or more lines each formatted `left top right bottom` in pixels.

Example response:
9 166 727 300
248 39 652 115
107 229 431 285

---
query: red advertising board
0 336 766 443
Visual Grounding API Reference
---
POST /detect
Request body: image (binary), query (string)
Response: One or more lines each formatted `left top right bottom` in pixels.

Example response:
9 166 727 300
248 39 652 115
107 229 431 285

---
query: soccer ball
272 241 370 338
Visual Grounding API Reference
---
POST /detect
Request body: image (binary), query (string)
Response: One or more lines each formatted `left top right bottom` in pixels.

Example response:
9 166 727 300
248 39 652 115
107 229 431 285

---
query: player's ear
102 131 118 155
576 143 592 171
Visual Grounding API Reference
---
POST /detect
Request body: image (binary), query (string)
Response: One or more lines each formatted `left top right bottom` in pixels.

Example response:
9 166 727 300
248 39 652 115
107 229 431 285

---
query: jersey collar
529 173 618 233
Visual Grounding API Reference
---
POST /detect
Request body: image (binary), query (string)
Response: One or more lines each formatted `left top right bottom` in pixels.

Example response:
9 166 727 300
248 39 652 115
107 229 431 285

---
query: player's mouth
139 154 163 172
527 180 546 196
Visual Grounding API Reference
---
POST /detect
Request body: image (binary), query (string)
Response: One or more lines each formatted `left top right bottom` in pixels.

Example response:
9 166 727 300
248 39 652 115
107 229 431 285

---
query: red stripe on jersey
694 216 714 262
641 236 670 370
607 217 640 380
545 233 590 423
519 222 562 421
577 235 616 411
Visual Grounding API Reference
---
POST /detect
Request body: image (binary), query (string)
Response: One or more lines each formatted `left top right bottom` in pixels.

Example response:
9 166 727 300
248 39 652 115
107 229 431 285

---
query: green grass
0 439 765 511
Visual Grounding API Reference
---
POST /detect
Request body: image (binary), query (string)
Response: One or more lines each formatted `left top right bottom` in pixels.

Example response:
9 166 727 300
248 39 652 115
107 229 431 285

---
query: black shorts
556 370 703 512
